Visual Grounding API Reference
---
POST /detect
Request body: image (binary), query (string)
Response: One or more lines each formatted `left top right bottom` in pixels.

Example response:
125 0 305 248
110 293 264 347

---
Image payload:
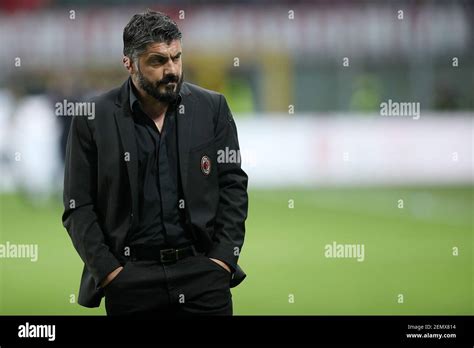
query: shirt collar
128 78 139 112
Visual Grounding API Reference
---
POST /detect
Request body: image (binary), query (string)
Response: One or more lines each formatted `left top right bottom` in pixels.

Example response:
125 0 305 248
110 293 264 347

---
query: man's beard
137 67 184 104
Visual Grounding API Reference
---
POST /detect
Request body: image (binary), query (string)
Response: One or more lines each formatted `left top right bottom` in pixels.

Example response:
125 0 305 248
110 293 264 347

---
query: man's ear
123 56 133 73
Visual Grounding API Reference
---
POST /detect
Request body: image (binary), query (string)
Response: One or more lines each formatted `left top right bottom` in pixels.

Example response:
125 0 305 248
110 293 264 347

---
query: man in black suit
62 10 248 316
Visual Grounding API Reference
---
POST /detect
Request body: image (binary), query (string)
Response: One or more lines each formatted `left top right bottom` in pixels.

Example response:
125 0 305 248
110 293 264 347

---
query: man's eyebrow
147 52 182 59
147 53 168 59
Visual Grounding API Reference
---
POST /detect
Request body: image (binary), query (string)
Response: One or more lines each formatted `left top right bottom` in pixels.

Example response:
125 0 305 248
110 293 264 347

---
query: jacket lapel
176 82 195 192
114 81 139 230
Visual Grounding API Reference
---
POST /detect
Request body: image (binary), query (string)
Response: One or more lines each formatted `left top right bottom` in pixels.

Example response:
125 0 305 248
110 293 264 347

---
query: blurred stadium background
0 0 472 315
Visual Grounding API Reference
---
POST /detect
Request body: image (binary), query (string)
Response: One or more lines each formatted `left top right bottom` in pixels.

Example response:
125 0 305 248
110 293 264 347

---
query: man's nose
163 58 178 76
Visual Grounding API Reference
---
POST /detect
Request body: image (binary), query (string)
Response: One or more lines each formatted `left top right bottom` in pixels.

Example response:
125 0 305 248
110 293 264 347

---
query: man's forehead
144 40 182 56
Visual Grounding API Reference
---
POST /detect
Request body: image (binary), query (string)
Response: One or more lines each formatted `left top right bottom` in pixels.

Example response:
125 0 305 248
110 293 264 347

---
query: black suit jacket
62 80 248 308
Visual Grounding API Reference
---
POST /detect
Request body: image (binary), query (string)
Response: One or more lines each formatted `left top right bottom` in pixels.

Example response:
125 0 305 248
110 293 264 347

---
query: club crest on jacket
201 155 211 176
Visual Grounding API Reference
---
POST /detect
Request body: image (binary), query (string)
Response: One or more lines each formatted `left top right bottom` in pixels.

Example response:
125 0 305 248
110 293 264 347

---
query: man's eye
150 58 166 65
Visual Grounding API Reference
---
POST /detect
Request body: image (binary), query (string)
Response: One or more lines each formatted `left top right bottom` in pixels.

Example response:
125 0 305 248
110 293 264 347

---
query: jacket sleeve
207 95 249 273
62 115 121 290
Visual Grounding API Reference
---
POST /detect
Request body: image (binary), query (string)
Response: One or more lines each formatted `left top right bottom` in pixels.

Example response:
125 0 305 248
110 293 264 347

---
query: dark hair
123 10 182 60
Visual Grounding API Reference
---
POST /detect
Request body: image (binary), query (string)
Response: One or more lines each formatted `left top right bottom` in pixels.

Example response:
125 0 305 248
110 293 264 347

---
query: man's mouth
161 81 176 87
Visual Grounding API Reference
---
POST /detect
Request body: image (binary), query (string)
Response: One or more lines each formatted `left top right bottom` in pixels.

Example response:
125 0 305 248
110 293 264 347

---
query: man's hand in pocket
100 266 124 288
209 258 231 273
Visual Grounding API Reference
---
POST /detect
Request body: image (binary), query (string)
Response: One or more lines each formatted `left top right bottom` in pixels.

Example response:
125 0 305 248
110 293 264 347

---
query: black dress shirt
128 80 194 248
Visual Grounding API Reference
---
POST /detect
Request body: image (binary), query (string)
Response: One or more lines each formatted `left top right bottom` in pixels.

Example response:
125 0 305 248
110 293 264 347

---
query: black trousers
103 253 233 316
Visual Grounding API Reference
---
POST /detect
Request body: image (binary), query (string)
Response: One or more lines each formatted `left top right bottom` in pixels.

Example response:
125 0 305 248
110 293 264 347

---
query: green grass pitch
0 186 472 315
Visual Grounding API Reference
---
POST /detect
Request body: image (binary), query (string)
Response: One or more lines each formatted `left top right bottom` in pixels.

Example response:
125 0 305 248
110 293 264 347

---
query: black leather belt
129 244 198 264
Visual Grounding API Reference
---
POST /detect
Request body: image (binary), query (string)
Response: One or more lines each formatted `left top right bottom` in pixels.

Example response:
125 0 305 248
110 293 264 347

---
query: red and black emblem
201 155 211 176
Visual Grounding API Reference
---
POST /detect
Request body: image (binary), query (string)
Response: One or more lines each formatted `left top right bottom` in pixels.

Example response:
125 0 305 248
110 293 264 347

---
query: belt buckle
160 248 176 263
